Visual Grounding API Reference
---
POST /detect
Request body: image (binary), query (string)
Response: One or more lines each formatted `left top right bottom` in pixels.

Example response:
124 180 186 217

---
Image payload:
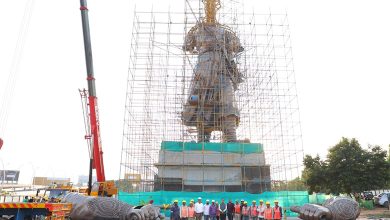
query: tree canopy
302 137 390 195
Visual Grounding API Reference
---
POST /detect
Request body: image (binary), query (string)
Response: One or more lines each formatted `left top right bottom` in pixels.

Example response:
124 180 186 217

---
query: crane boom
79 0 105 183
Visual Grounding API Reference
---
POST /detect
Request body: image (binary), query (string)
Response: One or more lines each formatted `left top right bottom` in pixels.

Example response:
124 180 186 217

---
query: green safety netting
308 193 332 204
161 141 263 154
119 191 308 217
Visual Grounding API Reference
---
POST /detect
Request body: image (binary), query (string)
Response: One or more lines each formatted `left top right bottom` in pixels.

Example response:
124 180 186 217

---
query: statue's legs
197 128 211 142
221 115 237 142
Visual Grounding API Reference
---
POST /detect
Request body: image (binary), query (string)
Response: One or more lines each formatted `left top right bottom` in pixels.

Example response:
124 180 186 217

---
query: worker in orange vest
180 200 189 220
234 200 241 220
263 202 272 220
273 201 282 220
188 200 196 220
241 201 249 220
248 200 258 220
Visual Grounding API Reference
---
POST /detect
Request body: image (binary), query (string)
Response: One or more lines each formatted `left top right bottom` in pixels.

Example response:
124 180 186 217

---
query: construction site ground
284 207 390 220
358 207 390 219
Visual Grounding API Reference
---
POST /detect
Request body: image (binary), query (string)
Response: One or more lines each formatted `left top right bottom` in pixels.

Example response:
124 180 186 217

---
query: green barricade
359 199 374 210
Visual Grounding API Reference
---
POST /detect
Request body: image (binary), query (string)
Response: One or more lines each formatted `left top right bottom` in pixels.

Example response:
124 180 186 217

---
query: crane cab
90 181 118 197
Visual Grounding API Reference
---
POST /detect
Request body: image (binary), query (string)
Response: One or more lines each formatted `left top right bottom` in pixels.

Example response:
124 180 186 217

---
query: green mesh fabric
308 193 332 204
359 200 374 210
118 191 309 217
161 141 263 154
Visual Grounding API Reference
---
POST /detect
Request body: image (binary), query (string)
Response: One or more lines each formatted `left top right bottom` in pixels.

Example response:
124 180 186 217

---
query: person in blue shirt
171 200 181 220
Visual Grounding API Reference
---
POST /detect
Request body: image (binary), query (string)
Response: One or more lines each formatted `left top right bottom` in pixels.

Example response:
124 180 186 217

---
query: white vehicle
374 192 389 207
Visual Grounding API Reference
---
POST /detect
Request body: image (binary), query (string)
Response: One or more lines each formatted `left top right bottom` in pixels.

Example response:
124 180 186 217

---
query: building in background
77 175 96 187
33 177 70 186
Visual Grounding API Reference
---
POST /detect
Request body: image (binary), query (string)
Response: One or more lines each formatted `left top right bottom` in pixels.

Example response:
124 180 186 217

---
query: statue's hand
140 204 162 220
291 197 360 220
291 204 331 220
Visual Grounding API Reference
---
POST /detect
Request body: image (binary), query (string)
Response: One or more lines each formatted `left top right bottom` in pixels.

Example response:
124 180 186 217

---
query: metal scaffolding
119 0 304 193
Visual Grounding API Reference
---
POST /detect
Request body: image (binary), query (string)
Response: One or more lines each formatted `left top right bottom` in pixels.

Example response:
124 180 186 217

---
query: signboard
0 170 20 182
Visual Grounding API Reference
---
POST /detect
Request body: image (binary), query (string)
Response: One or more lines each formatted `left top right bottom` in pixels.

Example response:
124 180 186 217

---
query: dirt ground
359 207 390 219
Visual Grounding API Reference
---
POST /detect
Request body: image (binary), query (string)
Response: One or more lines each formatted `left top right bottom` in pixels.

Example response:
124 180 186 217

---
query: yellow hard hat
182 200 186 203
259 200 263 202
244 201 248 204
274 200 279 203
265 201 270 205
190 199 194 202
252 200 256 203
174 200 178 203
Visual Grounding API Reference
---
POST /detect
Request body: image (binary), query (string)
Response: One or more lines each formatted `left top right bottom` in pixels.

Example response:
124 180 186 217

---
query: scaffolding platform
119 0 305 211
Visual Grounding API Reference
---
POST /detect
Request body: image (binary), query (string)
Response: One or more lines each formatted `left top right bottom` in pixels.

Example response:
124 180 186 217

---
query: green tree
364 145 389 190
326 138 367 195
302 154 328 194
302 137 390 195
272 177 307 191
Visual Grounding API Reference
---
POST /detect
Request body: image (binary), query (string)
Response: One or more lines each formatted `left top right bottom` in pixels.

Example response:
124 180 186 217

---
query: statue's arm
225 30 244 54
183 25 198 53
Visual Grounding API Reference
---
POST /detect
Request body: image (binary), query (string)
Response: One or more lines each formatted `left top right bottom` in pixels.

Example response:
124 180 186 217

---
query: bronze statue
290 197 360 220
182 0 243 143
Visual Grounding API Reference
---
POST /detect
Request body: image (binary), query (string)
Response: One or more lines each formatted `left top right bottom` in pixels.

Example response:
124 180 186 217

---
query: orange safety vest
234 204 241 213
242 206 249 216
188 206 195 217
250 206 258 216
273 207 281 219
181 206 189 218
264 208 272 220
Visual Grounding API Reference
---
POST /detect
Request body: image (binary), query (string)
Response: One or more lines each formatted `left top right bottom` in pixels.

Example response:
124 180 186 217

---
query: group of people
170 197 283 220
22 195 56 203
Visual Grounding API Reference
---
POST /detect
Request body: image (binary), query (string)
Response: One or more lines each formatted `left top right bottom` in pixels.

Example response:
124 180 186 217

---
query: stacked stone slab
154 141 271 193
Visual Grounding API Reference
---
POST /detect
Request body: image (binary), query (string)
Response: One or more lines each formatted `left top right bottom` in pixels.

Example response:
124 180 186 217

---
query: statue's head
202 0 221 24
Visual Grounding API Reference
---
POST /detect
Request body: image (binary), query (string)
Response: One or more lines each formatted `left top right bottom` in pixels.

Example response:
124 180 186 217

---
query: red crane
79 0 105 192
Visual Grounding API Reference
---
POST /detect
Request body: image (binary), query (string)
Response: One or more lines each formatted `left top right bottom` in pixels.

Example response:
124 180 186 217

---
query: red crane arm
89 96 105 181
80 0 106 183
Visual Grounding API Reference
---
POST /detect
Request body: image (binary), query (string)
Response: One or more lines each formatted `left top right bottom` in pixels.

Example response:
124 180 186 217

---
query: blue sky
0 0 389 183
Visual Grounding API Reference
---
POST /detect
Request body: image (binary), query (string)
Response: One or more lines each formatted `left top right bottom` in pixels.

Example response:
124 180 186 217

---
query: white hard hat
206 199 210 202
198 197 202 200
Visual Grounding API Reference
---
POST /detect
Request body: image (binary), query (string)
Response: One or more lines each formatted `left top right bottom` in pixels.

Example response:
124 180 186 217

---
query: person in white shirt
195 197 204 220
204 199 211 220
257 200 265 220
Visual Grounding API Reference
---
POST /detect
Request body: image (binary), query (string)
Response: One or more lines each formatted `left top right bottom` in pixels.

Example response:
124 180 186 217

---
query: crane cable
0 0 35 148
